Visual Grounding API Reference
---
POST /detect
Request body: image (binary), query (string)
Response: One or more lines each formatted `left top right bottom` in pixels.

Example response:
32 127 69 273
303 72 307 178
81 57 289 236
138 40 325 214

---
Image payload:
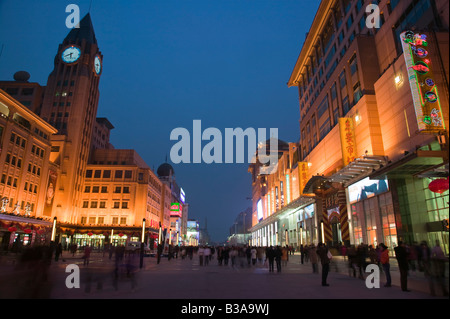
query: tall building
1 14 190 250
39 13 103 224
286 0 448 252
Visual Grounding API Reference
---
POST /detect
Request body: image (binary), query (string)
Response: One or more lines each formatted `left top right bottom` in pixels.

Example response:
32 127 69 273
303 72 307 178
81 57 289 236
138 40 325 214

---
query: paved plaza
1 250 447 301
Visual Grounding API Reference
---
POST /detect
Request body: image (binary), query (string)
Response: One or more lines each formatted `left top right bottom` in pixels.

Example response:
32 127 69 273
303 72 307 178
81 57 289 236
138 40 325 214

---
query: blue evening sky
0 0 320 242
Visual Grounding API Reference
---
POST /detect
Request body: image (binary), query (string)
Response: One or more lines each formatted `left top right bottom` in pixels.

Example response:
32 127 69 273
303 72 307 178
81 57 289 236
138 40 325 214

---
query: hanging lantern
118 232 124 237
87 232 93 237
428 177 449 194
8 226 17 232
24 229 32 234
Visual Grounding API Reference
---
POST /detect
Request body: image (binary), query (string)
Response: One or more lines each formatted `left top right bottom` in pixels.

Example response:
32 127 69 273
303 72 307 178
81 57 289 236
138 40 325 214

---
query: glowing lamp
428 178 449 194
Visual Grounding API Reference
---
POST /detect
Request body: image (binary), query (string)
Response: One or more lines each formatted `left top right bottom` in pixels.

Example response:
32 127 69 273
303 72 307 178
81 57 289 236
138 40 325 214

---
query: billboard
170 203 182 217
348 177 389 203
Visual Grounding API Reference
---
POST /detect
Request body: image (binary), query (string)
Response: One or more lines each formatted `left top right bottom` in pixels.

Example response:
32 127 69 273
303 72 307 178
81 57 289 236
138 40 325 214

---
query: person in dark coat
317 242 331 286
394 241 410 292
266 246 275 272
275 246 282 272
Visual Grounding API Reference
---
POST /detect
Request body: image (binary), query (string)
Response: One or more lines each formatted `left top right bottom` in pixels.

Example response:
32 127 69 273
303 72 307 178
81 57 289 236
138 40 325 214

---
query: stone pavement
1 250 447 300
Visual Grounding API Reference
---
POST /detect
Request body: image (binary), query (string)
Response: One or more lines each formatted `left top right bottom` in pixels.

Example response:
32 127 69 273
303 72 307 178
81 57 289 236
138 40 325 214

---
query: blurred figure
266 246 275 272
394 241 410 292
204 246 211 266
275 246 282 272
430 240 449 296
281 246 288 267
316 242 331 286
251 247 257 266
309 244 319 274
198 246 205 266
83 245 92 266
379 243 391 287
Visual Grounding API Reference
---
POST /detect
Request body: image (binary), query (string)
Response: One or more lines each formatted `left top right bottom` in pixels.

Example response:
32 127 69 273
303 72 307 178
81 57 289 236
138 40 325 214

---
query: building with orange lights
0 14 189 251
250 0 448 254
0 88 58 249
286 0 448 253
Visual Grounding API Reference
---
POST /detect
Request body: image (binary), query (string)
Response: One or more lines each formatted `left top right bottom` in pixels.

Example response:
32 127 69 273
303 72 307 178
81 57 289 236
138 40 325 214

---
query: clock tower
40 13 103 223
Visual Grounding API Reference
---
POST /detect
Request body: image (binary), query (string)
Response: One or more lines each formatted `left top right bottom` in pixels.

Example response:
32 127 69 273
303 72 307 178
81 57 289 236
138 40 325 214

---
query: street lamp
140 218 146 269
51 217 57 242
320 221 325 244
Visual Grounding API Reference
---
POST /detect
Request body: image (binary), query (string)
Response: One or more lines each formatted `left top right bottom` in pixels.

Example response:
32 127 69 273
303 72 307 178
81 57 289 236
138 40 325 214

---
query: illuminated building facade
286 0 448 252
0 89 58 248
1 14 190 250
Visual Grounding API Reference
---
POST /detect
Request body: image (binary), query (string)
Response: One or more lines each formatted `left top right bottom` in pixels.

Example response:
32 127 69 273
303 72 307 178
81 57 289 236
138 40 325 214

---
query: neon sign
400 31 446 133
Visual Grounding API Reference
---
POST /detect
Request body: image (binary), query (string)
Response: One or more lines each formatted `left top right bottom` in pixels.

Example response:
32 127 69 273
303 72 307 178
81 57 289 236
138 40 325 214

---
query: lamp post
51 217 57 242
140 218 146 269
320 221 325 244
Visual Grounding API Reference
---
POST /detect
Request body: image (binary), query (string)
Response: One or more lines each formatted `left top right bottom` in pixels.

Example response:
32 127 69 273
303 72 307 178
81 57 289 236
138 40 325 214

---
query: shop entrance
330 216 342 246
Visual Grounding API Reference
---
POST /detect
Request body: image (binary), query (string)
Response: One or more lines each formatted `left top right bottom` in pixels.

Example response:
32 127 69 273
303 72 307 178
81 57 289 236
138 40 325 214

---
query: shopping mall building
249 0 449 254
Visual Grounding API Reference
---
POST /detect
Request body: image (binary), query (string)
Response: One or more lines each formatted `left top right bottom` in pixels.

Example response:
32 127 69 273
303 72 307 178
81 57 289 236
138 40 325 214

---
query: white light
395 75 402 84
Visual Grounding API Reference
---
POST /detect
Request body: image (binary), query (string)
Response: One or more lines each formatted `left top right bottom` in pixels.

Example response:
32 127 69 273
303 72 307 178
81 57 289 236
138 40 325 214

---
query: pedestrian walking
83 245 91 266
251 247 257 266
317 243 331 286
55 243 63 262
204 246 211 266
266 246 275 272
275 246 282 272
394 241 410 292
309 244 319 274
281 246 288 267
300 244 304 264
198 246 205 266
379 243 391 287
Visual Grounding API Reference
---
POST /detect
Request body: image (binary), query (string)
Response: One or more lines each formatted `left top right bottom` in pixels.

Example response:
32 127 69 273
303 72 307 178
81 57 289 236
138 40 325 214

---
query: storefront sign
339 118 357 166
400 31 446 133
298 162 309 195
170 203 182 217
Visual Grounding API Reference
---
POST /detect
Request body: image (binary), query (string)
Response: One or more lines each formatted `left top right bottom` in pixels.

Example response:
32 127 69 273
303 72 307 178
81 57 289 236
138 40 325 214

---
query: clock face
94 55 102 75
61 46 81 64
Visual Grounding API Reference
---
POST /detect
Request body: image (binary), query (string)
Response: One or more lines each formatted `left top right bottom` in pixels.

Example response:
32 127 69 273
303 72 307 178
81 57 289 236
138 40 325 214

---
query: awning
329 155 388 186
370 151 447 179
302 175 330 194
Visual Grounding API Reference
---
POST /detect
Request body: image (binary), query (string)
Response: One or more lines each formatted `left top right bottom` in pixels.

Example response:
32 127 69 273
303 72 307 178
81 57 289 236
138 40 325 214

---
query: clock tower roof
64 13 97 45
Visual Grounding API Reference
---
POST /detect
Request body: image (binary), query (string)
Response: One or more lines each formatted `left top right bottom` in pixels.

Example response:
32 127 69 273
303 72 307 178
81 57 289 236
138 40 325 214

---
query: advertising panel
348 177 389 203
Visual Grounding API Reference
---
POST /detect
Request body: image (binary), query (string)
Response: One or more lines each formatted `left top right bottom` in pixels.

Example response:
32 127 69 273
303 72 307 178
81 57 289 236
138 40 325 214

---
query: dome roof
157 163 174 177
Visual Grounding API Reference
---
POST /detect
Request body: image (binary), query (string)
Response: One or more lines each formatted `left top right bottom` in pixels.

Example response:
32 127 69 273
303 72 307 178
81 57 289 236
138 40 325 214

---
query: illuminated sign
257 199 263 221
339 118 357 166
400 31 446 133
170 203 182 217
348 176 389 203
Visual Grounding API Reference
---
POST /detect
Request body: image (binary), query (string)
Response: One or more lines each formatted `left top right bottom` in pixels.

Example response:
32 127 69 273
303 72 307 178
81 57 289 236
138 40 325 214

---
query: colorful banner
43 169 57 216
400 31 446 133
339 118 357 166
298 162 309 195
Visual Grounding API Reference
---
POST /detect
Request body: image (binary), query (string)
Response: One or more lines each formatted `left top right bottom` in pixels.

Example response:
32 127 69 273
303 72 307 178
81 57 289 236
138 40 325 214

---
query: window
81 217 87 224
120 217 127 224
98 217 104 224
349 55 358 76
113 202 120 209
343 96 350 115
122 202 128 209
353 82 363 103
90 201 98 208
103 170 111 178
318 95 330 118
92 186 99 193
94 170 101 178
114 186 121 193
89 217 96 224
339 70 347 89
125 170 132 179
85 170 93 178
99 201 106 209
84 186 91 193
83 201 89 208
123 186 130 194
115 170 123 178
101 186 108 193
319 118 331 140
